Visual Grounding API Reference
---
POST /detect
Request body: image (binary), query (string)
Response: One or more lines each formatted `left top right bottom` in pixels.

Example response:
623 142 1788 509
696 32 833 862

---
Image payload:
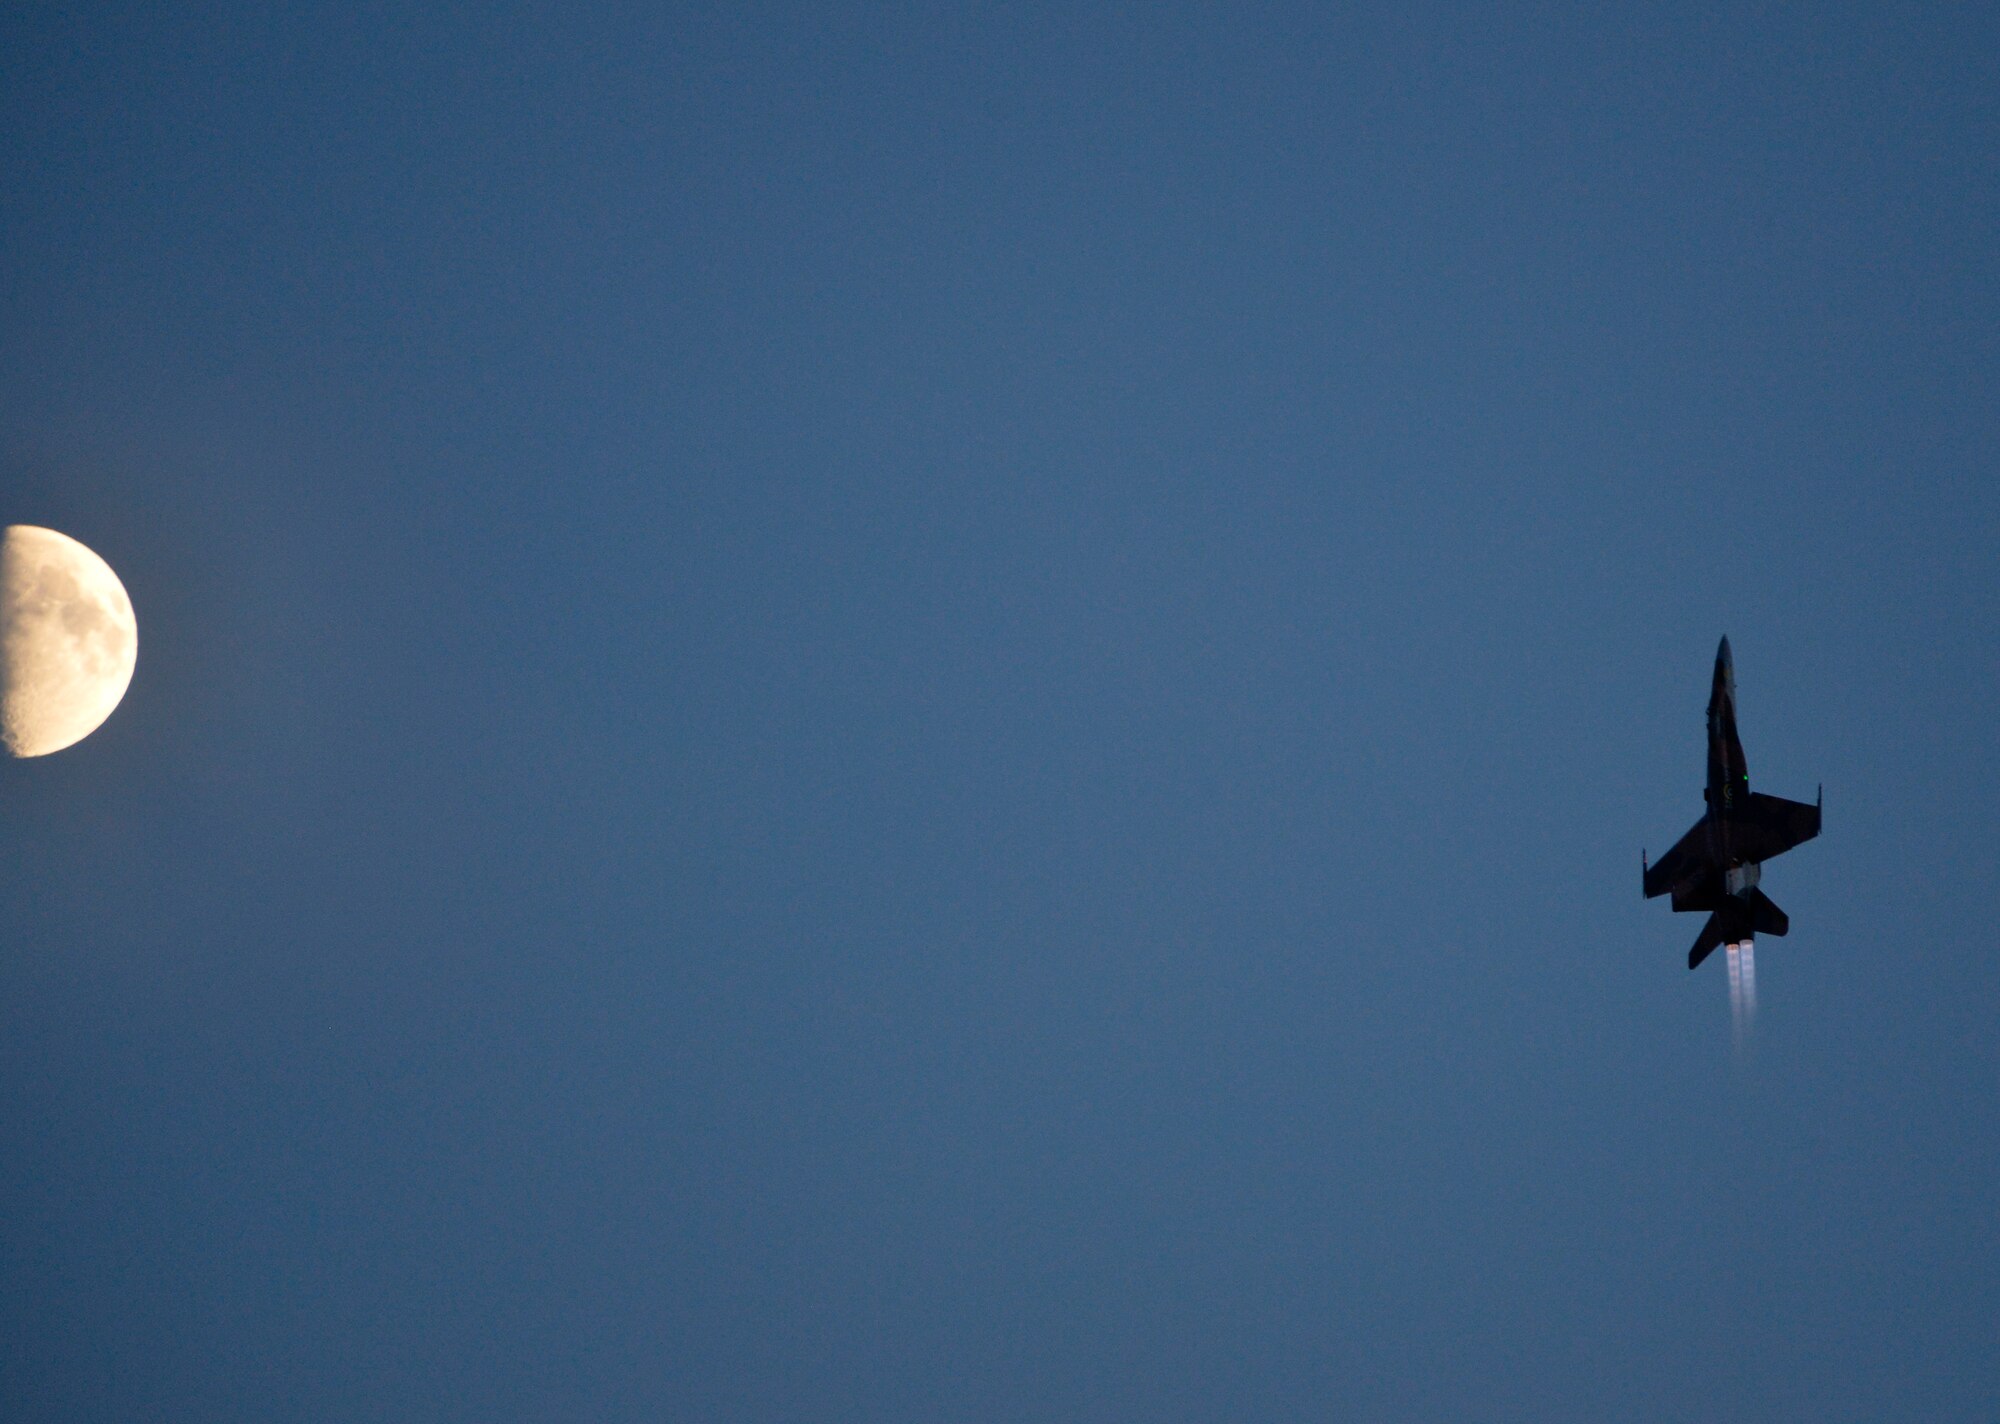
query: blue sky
3 4 1998 1419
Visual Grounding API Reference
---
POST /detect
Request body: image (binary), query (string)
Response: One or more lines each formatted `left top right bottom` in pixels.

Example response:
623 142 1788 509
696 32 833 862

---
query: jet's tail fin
1689 913 1728 970
1746 888 1788 937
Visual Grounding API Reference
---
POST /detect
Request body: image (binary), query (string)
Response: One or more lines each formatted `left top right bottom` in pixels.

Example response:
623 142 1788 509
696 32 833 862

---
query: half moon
0 525 138 757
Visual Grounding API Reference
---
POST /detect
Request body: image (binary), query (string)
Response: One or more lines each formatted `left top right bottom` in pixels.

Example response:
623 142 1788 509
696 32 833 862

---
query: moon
0 525 138 757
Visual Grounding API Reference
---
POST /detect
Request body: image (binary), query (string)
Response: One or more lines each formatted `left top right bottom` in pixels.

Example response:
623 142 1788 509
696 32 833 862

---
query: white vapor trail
1726 940 1757 1050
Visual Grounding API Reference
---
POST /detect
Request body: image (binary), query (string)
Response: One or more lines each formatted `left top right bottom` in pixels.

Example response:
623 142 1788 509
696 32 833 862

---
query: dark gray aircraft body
1644 638 1821 969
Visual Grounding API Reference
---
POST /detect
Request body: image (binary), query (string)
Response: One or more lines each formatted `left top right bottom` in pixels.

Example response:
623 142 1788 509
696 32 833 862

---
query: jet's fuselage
1706 636 1748 821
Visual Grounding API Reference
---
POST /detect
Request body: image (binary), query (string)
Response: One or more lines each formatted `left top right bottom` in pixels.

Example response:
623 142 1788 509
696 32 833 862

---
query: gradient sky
3 4 1998 1420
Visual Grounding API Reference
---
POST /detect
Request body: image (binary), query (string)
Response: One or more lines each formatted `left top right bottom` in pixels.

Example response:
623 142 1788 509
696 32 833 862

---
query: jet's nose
1716 635 1732 673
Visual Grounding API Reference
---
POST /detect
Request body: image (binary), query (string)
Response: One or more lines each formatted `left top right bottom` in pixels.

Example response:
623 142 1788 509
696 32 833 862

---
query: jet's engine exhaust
1726 939 1757 1049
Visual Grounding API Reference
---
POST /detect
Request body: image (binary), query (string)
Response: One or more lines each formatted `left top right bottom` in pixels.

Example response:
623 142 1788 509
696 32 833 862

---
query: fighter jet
1644 637 1821 969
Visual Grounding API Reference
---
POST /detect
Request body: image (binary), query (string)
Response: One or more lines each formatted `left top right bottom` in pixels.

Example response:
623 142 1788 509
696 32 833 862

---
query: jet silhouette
1644 637 1821 969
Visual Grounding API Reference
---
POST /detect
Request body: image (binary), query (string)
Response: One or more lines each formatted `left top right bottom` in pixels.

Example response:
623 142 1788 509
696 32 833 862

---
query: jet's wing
1644 817 1710 899
1735 791 1822 863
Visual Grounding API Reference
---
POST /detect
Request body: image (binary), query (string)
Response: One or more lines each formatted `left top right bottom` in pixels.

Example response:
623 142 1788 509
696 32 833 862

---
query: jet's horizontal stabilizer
1689 913 1727 971
1746 887 1788 937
